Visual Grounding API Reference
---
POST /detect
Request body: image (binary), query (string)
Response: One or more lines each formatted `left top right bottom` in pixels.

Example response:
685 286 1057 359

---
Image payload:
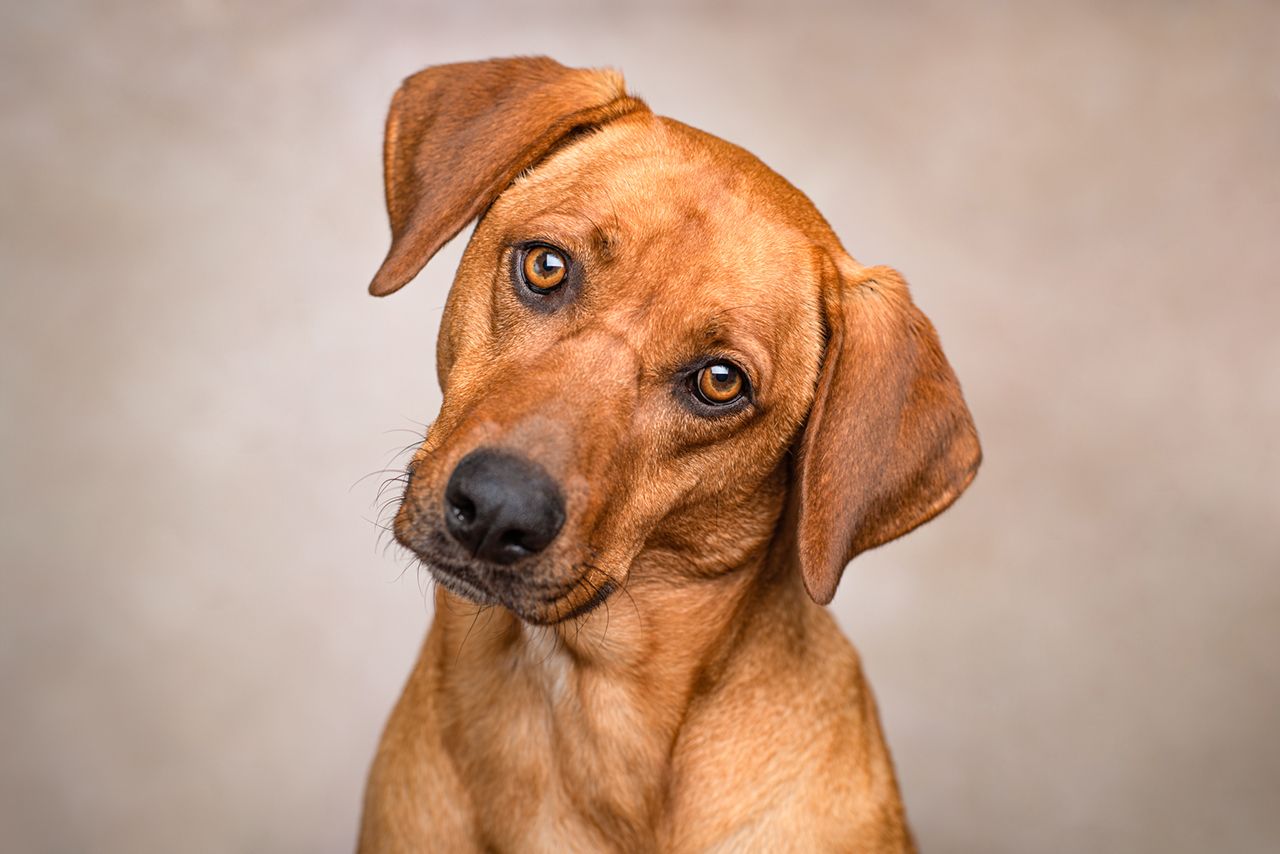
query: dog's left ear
369 57 648 296
791 259 982 604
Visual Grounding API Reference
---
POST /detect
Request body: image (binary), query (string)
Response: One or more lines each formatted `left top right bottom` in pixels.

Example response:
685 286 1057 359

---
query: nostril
498 527 535 555
443 475 483 553
449 494 476 526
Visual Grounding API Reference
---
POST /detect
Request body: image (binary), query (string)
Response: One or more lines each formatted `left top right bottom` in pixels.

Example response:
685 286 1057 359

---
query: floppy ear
792 260 982 604
369 57 648 296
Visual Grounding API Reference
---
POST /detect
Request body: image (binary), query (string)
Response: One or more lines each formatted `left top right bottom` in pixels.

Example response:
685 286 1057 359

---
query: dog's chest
522 625 574 701
454 634 675 852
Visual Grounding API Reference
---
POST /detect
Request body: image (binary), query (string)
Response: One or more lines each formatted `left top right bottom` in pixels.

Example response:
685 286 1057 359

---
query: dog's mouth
405 532 616 626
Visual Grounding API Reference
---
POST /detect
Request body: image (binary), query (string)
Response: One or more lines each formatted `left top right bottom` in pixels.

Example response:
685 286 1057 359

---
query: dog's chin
411 549 616 626
424 561 500 609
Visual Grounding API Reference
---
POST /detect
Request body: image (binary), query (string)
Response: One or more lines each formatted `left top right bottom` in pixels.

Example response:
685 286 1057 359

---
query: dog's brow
700 303 770 335
521 212 620 260
583 213 617 259
682 308 771 380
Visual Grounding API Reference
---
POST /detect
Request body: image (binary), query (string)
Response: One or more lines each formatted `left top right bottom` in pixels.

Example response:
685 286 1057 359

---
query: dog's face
395 120 826 623
372 58 980 620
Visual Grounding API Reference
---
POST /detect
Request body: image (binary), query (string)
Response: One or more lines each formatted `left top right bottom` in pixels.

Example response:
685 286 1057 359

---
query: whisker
456 604 488 664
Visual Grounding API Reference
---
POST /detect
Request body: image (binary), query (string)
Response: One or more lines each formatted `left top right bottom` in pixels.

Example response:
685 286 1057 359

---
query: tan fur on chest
445 622 667 850
431 571 754 851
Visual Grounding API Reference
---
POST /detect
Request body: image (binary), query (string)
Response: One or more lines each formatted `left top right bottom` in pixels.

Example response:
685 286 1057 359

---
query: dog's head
371 58 980 622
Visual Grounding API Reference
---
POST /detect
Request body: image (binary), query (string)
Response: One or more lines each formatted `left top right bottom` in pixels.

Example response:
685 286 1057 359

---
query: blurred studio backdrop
3 1 1278 852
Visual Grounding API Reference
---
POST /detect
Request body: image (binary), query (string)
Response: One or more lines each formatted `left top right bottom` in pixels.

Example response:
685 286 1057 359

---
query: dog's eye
520 245 568 293
693 362 746 406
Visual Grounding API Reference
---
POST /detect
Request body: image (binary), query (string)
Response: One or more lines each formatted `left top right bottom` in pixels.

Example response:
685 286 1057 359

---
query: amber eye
694 362 746 406
520 245 568 293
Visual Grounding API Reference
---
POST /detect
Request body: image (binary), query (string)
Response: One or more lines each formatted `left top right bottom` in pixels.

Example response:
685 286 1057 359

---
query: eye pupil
522 246 567 292
696 362 745 405
535 252 562 276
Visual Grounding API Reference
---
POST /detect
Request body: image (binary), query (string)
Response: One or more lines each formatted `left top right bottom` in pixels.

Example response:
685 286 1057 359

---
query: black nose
443 450 566 564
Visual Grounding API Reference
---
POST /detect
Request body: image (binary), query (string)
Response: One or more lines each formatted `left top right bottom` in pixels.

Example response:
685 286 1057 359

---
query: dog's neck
427 528 813 844
433 537 800 699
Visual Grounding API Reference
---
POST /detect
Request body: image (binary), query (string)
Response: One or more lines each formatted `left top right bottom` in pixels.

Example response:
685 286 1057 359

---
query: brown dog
359 57 980 853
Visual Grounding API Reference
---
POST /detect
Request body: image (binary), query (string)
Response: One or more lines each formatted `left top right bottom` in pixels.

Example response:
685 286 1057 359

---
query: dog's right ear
369 57 647 297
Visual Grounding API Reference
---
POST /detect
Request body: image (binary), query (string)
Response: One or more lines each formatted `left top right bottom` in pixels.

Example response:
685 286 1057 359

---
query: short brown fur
359 58 980 853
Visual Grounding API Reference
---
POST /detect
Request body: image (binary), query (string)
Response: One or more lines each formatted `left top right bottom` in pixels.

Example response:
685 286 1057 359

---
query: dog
359 57 980 853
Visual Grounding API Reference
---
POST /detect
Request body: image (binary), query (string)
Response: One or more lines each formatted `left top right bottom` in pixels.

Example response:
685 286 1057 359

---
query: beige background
3 1 1278 851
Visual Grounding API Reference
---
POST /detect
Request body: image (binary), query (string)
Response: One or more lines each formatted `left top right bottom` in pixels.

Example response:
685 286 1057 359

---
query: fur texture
358 57 980 853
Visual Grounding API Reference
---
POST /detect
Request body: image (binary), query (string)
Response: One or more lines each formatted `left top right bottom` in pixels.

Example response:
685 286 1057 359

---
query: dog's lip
423 560 498 606
412 548 616 625
552 577 616 622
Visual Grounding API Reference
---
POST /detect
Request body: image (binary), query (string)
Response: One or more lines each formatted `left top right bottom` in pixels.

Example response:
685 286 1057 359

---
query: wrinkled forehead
489 118 824 332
